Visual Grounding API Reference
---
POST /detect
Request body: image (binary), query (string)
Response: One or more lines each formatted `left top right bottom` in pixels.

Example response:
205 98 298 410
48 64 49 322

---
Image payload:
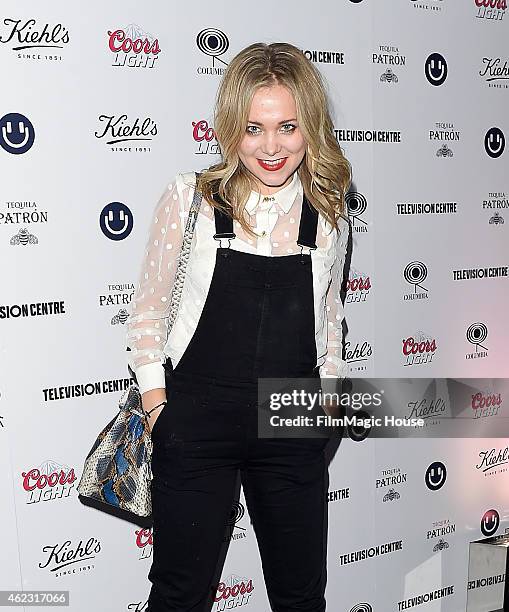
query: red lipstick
257 157 287 172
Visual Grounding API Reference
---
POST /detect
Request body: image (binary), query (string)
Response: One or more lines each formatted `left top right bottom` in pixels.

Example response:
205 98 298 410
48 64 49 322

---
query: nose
260 131 282 157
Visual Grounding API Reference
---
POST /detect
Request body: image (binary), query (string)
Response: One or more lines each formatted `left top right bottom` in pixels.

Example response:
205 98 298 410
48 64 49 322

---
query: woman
126 42 351 612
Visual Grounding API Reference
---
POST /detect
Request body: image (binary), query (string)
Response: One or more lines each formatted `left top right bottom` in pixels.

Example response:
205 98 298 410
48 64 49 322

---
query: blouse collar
245 171 301 215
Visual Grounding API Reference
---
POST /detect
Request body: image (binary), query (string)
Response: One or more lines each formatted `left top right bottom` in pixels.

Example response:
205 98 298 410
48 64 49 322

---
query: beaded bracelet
144 400 167 417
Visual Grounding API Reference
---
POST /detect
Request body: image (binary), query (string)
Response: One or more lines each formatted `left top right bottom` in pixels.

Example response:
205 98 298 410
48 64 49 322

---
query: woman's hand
142 388 167 434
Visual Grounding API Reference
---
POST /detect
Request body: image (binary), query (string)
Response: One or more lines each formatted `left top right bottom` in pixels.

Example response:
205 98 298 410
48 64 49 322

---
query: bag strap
166 171 203 334
126 172 203 385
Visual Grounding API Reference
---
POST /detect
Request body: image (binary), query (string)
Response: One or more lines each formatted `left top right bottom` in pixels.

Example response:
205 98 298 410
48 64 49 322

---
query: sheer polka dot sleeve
125 177 184 395
319 219 350 379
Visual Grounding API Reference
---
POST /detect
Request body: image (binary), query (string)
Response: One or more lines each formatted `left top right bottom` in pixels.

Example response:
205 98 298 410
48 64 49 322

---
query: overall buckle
213 232 236 249
297 242 316 256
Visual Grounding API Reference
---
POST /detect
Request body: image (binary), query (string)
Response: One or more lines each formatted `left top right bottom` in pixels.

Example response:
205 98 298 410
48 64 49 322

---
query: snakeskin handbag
77 173 203 518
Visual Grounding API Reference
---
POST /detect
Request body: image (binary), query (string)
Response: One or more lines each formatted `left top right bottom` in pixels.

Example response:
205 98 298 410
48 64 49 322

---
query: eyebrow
247 118 297 126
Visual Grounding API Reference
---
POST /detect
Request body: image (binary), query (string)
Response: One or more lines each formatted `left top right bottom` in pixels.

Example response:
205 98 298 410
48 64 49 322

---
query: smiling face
237 83 307 195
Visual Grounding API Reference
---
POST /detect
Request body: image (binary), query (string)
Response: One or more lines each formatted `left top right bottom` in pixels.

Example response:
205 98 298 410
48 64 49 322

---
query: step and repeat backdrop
1 0 508 610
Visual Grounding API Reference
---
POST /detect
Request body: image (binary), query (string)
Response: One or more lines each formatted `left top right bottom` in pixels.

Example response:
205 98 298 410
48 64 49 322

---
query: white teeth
262 158 283 165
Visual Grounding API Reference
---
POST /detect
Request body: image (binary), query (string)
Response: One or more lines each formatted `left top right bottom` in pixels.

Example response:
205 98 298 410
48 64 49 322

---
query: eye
246 125 260 135
281 123 297 133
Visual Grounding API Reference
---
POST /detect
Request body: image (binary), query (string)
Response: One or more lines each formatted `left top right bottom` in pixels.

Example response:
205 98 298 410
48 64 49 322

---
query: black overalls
148 191 330 612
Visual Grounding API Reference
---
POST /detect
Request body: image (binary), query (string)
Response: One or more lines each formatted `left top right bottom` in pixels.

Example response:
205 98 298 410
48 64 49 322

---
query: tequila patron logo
403 261 429 301
429 121 460 158
402 331 437 366
196 28 229 75
474 0 506 20
376 466 407 503
192 118 220 155
22 461 76 504
107 24 161 69
479 56 509 88
427 518 455 553
100 283 135 326
482 190 507 226
372 44 407 84
3 198 47 244
94 114 158 151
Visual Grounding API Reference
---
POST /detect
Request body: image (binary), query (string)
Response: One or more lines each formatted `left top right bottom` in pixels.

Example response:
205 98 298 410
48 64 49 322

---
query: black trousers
147 380 329 612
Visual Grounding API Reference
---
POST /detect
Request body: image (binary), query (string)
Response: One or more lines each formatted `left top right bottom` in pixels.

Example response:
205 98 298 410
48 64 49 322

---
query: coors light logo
107 24 161 69
22 460 76 504
346 267 371 304
472 390 502 419
402 331 437 367
192 118 220 155
135 528 153 561
474 0 506 20
213 574 254 609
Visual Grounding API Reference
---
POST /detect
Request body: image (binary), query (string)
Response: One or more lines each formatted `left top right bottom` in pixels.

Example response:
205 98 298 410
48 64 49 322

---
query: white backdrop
1 1 509 610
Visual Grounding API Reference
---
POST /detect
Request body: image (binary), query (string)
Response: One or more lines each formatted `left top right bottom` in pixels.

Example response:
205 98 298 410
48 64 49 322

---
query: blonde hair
196 41 351 237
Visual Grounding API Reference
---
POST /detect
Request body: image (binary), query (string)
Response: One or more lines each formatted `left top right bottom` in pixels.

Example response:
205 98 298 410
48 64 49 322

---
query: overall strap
296 192 319 252
212 191 235 248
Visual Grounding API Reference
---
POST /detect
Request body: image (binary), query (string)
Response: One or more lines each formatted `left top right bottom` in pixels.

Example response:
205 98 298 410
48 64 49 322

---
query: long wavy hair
195 42 352 237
